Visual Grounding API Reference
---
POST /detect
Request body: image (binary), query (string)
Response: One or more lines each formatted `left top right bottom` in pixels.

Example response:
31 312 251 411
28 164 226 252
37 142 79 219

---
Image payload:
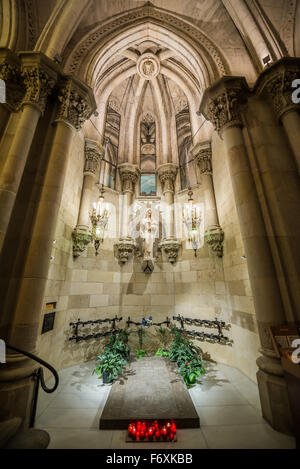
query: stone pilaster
72 139 103 258
114 163 139 262
193 141 224 258
157 163 180 263
0 76 96 428
200 76 292 434
255 58 300 174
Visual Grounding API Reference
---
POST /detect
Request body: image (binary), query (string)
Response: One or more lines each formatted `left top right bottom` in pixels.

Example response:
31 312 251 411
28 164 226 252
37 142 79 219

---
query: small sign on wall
42 302 57 333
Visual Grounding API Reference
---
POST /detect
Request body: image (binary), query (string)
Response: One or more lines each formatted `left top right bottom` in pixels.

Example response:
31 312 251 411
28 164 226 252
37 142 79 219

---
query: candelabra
90 184 110 255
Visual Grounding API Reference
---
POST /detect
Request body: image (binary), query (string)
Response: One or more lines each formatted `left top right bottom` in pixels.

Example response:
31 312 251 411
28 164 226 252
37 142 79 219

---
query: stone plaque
99 357 200 429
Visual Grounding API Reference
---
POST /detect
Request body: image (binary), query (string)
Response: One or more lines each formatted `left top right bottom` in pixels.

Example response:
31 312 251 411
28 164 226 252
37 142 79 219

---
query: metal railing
6 344 59 428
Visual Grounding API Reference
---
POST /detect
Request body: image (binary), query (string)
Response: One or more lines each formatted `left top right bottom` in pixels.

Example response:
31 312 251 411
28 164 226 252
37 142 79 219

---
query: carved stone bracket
157 163 178 194
84 138 103 176
199 77 249 135
114 237 136 263
255 57 300 121
159 239 181 264
193 141 212 175
204 225 224 258
72 225 92 258
119 163 140 193
55 77 96 130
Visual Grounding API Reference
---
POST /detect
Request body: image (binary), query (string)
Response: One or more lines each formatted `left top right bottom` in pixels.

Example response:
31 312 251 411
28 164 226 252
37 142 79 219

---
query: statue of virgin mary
140 208 158 260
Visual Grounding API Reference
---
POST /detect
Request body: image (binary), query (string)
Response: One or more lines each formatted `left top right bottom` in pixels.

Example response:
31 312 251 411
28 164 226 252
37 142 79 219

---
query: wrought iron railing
6 344 59 428
172 314 232 345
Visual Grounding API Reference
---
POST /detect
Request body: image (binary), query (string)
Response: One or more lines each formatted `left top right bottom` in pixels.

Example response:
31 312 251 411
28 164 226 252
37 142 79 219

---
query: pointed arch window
140 114 156 196
99 104 121 189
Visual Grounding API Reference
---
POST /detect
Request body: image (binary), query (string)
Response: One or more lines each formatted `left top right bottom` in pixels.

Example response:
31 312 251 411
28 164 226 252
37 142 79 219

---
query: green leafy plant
178 359 206 387
168 326 205 387
134 326 148 358
93 350 127 383
155 326 171 350
155 347 170 358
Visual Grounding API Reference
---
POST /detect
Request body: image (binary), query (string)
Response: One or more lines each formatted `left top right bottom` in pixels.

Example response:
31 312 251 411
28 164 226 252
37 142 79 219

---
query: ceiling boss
137 53 160 80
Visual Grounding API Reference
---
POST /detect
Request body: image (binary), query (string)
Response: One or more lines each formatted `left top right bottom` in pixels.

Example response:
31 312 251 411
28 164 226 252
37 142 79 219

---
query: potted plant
93 350 127 384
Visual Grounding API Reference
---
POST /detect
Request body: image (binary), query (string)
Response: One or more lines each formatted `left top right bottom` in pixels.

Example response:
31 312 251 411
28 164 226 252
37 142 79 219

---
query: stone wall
36 131 260 383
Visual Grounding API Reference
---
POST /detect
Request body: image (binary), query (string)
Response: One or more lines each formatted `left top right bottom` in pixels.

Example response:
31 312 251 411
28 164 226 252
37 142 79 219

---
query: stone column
193 141 224 257
157 163 181 263
254 59 300 322
0 52 58 251
115 163 139 263
200 77 292 434
0 77 96 426
257 58 300 174
72 139 103 257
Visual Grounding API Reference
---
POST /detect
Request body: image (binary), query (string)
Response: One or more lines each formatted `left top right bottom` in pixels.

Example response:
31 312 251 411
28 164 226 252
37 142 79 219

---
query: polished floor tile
35 359 296 449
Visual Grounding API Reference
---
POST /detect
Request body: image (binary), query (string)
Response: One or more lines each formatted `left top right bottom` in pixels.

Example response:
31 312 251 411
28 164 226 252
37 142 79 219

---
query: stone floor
35 360 296 449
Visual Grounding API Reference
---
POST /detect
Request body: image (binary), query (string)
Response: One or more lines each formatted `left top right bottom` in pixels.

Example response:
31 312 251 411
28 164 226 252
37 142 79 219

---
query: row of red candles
128 420 177 441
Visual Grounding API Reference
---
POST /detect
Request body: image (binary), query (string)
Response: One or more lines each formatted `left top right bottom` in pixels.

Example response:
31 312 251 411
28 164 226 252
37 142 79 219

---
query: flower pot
102 372 112 384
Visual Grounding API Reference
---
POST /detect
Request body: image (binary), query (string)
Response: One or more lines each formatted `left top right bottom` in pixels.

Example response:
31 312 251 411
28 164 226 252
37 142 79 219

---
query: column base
114 237 136 263
204 225 224 257
256 355 294 435
159 238 181 264
72 225 92 258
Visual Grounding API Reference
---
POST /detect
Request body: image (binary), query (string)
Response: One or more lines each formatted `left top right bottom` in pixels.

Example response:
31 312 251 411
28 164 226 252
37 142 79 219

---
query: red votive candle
161 426 168 440
148 428 154 440
170 423 176 433
140 431 145 440
155 429 160 440
169 431 174 441
136 431 140 441
136 421 142 432
166 421 171 431
131 427 136 440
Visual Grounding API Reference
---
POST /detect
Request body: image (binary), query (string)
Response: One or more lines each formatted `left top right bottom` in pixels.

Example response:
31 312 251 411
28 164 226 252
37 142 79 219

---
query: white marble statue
140 208 158 260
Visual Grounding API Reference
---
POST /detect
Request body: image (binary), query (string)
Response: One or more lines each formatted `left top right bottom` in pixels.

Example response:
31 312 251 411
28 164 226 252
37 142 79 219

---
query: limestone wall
37 130 260 383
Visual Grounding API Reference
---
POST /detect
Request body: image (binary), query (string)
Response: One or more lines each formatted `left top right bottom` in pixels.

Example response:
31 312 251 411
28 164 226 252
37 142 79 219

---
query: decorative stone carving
84 139 103 175
55 78 96 130
137 52 160 80
255 58 300 120
159 239 181 264
199 77 249 134
72 226 92 258
119 163 139 193
21 64 56 114
157 163 178 194
0 50 25 111
204 225 224 258
114 238 136 263
195 145 212 175
65 4 229 79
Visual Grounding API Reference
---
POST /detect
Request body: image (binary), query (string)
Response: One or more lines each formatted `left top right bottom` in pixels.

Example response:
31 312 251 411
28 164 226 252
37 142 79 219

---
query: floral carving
56 79 94 130
84 142 102 175
206 88 246 133
21 66 56 114
265 69 299 120
204 225 224 258
196 146 212 174
159 239 181 264
114 239 136 263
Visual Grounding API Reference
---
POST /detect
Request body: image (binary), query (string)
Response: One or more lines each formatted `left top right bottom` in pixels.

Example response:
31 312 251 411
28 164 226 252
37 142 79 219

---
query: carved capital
255 58 300 121
55 77 96 130
19 53 58 114
193 141 212 175
204 225 224 258
114 238 136 263
159 239 181 264
0 49 25 111
84 139 103 176
72 225 92 258
199 77 249 134
119 163 140 193
157 163 178 194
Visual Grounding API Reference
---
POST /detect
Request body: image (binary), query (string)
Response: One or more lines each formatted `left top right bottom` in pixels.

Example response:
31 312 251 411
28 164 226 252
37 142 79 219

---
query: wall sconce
90 184 110 255
182 187 202 257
